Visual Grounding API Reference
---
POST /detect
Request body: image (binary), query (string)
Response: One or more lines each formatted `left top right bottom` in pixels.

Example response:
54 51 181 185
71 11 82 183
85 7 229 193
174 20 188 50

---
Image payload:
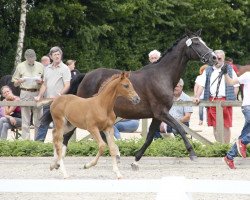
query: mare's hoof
116 155 121 164
83 164 88 169
190 155 198 161
131 163 139 171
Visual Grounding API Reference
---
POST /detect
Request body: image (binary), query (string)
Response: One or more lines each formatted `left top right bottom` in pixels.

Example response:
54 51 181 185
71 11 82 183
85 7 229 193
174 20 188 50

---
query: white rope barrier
0 176 250 200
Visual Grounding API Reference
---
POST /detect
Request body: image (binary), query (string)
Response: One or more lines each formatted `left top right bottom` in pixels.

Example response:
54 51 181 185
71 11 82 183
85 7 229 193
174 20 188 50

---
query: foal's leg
104 128 122 179
84 128 106 169
50 121 69 178
101 130 121 163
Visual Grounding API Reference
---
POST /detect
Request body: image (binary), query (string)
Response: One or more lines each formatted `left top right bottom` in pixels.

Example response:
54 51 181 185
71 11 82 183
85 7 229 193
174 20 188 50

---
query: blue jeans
227 106 250 160
113 119 139 139
35 105 50 142
199 106 204 121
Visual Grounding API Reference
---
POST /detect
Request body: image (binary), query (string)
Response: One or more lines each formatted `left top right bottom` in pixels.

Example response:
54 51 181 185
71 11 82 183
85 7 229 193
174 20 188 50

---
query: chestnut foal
49 72 140 179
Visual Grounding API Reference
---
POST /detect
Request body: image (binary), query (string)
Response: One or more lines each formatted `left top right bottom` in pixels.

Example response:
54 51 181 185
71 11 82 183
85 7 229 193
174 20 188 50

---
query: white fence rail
0 177 249 200
0 100 242 144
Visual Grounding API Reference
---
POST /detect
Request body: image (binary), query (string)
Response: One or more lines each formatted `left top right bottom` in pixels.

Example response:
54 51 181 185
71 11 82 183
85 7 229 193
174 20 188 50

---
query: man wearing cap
12 49 44 140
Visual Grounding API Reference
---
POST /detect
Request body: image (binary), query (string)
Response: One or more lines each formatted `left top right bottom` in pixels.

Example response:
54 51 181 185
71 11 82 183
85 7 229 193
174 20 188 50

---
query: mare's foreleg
84 128 106 169
104 128 122 179
132 118 161 171
164 113 197 161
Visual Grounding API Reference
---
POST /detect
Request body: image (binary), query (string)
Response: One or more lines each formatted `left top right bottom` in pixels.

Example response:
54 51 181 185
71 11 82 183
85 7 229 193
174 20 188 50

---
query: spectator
66 60 80 81
0 106 4 118
12 49 44 140
113 119 140 139
222 66 250 169
0 86 21 139
193 50 239 143
41 56 51 67
225 57 242 100
148 49 161 63
159 78 193 137
194 64 208 125
34 46 71 142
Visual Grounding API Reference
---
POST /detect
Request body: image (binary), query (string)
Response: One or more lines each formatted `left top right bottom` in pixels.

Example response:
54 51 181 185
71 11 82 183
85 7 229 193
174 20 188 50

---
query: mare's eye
123 84 129 88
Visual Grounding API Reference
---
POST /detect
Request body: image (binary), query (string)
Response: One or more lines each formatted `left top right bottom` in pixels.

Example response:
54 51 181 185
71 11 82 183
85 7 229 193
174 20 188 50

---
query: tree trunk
13 0 27 72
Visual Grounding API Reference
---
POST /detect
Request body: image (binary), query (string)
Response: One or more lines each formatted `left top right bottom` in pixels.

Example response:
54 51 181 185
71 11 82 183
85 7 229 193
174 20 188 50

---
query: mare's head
185 30 217 66
115 71 140 105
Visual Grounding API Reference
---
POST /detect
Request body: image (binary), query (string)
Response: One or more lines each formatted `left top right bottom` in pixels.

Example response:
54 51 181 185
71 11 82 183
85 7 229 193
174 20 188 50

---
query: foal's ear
120 71 130 79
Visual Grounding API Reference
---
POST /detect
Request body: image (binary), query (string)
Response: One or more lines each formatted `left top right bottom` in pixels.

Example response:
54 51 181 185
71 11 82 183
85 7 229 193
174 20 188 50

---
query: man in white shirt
193 50 239 143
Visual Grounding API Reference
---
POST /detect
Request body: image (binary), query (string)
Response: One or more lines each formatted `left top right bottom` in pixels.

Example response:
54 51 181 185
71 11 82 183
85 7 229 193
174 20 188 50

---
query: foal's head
116 72 140 105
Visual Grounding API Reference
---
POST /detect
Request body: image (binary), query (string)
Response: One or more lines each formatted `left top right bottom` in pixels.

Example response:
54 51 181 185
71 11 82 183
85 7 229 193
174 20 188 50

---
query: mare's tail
67 73 86 95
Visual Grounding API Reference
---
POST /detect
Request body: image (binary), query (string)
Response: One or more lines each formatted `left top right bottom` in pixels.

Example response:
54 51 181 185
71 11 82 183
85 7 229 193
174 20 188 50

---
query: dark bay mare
43 30 217 170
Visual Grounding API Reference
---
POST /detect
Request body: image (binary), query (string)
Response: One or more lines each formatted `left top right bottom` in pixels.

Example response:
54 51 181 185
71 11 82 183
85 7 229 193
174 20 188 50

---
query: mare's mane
94 73 120 96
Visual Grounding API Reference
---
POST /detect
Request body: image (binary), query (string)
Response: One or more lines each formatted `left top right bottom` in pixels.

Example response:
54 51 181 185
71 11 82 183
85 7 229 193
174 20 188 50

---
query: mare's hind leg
132 118 161 171
84 128 106 169
163 113 197 161
104 128 122 179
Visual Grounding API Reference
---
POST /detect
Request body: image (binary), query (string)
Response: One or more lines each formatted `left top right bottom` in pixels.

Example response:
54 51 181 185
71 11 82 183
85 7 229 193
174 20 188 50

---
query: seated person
155 79 193 138
113 119 140 139
0 86 21 139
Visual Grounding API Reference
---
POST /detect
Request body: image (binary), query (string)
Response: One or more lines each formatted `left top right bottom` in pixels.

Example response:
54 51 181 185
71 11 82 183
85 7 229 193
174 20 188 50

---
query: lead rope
212 64 225 101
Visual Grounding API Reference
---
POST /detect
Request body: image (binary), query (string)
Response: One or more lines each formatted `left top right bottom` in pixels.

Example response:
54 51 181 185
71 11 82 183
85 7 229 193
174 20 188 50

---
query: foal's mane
94 73 120 96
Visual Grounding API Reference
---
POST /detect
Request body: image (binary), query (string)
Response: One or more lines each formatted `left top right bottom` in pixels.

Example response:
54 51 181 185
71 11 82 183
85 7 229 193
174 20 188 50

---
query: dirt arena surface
0 156 250 200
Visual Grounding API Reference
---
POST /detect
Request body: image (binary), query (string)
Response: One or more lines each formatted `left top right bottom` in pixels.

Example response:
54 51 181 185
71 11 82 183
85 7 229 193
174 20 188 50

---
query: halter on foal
50 71 140 179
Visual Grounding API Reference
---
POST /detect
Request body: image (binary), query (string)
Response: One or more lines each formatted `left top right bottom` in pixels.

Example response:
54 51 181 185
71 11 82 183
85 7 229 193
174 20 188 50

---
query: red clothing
207 97 233 128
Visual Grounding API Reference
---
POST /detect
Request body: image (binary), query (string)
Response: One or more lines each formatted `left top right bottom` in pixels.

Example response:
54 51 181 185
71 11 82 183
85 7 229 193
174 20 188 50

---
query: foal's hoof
50 163 60 171
116 155 121 164
131 162 139 171
190 155 198 162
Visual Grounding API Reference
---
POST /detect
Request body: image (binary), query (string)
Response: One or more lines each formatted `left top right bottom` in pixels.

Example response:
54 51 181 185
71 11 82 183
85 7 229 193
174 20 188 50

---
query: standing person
194 64 208 125
148 49 161 63
0 86 22 139
34 46 71 142
12 49 44 140
222 66 250 169
159 79 193 137
66 60 80 81
40 56 51 67
193 50 239 143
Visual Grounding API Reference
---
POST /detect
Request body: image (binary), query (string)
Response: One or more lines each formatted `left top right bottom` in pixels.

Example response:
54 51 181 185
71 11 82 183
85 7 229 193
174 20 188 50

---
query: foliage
0 139 249 157
0 0 249 90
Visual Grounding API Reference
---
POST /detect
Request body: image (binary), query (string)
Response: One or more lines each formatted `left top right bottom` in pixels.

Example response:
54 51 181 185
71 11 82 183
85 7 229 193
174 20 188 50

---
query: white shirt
237 72 250 106
197 65 239 97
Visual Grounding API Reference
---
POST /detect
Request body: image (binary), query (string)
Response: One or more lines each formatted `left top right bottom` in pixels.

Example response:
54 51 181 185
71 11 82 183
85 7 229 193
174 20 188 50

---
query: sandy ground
0 157 250 200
